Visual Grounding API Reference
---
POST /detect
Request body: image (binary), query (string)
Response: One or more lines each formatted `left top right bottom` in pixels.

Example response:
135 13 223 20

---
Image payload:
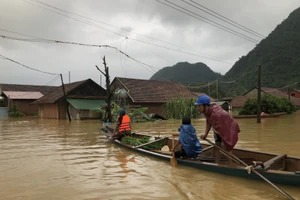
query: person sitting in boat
174 117 202 159
195 95 240 164
110 109 131 140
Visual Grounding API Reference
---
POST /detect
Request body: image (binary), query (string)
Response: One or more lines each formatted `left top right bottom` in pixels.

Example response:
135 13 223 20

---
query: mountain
150 62 222 85
221 7 300 96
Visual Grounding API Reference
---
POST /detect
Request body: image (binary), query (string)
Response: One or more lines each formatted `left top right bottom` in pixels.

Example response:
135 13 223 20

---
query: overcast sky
1 0 300 87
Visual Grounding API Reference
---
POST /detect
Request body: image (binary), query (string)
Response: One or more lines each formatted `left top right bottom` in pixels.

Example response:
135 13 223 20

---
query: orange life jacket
118 114 131 132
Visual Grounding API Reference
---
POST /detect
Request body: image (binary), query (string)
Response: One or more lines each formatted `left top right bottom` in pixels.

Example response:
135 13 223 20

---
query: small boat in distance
233 112 286 119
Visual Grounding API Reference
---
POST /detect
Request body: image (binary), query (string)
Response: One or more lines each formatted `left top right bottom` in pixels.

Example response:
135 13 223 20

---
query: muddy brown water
1 112 300 200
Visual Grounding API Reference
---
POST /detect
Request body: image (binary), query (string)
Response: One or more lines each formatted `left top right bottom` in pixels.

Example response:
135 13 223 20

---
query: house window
291 94 295 97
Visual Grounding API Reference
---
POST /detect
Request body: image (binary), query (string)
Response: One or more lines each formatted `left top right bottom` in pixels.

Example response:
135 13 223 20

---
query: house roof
3 91 43 100
113 77 196 103
262 87 300 106
0 83 56 95
290 89 300 94
230 96 251 108
33 79 88 104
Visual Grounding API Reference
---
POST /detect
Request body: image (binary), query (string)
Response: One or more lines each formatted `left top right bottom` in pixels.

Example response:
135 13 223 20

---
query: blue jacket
179 124 202 158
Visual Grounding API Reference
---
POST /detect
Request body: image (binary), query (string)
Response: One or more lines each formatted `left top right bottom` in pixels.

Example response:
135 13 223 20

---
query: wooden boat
233 112 286 119
101 127 300 186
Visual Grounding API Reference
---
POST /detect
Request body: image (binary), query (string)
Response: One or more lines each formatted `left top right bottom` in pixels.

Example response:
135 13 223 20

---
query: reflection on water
0 112 300 200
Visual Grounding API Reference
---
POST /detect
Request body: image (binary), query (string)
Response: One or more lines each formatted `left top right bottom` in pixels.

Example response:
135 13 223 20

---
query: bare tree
96 56 113 122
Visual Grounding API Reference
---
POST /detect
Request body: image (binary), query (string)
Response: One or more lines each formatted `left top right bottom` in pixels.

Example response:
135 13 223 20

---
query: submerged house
110 77 196 116
32 79 107 119
231 87 300 112
289 90 300 100
0 83 56 115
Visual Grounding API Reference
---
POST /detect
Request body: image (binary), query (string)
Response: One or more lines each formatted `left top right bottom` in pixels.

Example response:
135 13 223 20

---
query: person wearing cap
110 109 131 140
195 95 240 164
173 117 202 159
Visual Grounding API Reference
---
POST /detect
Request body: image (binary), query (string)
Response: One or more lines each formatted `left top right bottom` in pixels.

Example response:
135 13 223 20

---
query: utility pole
96 56 112 123
288 87 291 101
257 65 261 123
69 71 71 83
216 80 219 101
60 74 71 122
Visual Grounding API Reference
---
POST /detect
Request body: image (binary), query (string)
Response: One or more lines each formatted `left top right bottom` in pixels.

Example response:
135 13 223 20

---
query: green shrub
239 94 296 115
163 97 200 119
9 105 24 117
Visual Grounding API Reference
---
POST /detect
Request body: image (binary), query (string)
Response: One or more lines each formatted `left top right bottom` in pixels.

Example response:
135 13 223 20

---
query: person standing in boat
195 95 240 164
174 117 202 159
110 109 131 140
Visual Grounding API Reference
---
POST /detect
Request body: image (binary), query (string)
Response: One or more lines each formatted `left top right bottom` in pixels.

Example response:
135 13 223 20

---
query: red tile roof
113 77 196 103
236 87 300 108
230 96 252 108
33 79 88 104
261 87 300 106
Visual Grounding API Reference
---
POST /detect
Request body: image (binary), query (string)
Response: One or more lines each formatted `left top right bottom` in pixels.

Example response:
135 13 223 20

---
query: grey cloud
0 0 300 86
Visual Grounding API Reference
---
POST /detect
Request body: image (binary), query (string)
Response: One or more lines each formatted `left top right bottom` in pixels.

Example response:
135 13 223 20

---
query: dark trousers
114 130 131 140
175 148 187 158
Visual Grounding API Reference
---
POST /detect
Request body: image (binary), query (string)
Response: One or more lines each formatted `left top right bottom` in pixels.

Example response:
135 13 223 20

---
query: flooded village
1 1 300 200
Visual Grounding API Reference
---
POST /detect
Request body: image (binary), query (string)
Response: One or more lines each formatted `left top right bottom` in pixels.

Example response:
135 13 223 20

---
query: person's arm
111 116 122 139
200 120 212 139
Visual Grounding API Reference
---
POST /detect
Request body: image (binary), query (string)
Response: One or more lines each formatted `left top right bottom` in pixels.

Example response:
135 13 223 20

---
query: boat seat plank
255 154 287 170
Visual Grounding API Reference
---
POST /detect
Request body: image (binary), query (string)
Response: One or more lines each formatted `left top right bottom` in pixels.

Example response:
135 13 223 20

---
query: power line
163 0 260 43
187 80 217 89
21 0 234 65
0 33 158 74
219 68 258 84
0 53 59 75
8 75 60 98
157 0 259 43
187 0 265 38
264 82 299 93
131 37 233 64
23 0 126 38
28 0 234 63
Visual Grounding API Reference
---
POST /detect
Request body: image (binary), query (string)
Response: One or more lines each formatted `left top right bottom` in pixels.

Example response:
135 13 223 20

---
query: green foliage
164 97 200 119
121 136 164 150
239 94 296 115
111 103 154 122
9 105 24 117
221 7 300 96
150 62 222 85
122 136 150 146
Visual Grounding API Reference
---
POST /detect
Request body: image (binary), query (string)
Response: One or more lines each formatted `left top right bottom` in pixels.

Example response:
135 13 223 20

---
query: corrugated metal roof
67 98 106 110
3 91 43 100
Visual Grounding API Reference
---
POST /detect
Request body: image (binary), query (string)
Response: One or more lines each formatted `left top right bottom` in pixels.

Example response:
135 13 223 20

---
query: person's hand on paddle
200 134 207 140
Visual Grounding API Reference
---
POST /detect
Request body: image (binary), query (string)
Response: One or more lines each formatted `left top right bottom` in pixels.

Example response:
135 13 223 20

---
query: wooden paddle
204 138 295 200
170 134 177 167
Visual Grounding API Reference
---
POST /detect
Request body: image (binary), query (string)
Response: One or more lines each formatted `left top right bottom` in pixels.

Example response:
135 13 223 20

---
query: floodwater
1 112 300 200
